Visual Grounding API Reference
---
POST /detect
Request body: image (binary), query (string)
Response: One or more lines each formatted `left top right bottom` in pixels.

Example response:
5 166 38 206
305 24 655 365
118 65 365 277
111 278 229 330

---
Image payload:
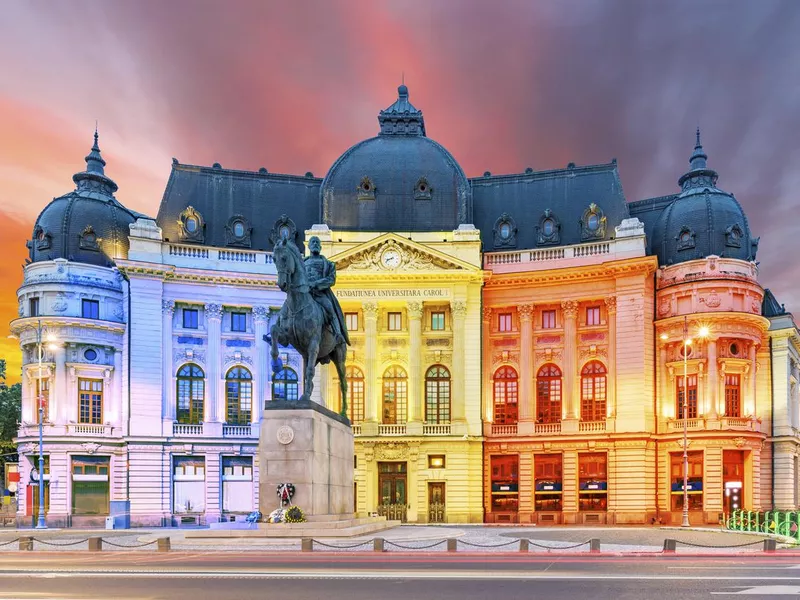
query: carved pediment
333 235 468 272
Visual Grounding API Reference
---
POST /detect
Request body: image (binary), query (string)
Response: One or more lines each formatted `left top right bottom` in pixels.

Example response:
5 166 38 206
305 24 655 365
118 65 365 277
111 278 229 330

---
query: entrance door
723 450 745 513
377 462 407 522
428 482 445 523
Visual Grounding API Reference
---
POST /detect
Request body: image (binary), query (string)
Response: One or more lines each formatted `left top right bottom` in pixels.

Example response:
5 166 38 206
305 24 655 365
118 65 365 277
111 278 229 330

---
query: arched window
343 366 364 423
382 366 407 424
226 366 252 425
536 364 562 423
580 361 607 422
272 367 299 402
425 365 451 424
493 366 518 425
176 364 205 424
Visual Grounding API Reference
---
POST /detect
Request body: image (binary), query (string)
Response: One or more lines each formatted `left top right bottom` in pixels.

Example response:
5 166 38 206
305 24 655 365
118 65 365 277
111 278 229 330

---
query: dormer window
225 215 252 248
279 225 291 239
414 177 432 200
178 206 205 243
580 203 606 241
725 224 743 248
33 226 51 250
676 226 696 252
269 215 301 252
79 225 100 251
493 213 517 249
357 176 376 201
537 209 561 246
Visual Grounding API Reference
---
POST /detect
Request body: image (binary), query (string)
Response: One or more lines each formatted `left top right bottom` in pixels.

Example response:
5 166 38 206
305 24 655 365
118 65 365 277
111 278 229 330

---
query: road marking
711 585 800 595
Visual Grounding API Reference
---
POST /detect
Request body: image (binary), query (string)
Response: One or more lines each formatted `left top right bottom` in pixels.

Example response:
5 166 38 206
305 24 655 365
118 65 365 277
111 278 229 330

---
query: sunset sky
1 0 799 383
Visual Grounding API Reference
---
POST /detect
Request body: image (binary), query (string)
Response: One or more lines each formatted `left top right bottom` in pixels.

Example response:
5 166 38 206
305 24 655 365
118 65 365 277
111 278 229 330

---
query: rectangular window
71 456 110 515
345 312 359 332
670 451 703 511
81 299 99 319
78 379 103 424
29 297 40 317
182 308 199 329
534 454 563 512
222 456 253 513
173 456 206 514
388 312 402 331
676 374 699 420
490 455 519 513
35 378 50 423
725 374 741 417
431 312 445 331
541 310 556 329
498 313 512 332
231 312 247 332
578 453 608 511
428 455 446 469
586 306 601 326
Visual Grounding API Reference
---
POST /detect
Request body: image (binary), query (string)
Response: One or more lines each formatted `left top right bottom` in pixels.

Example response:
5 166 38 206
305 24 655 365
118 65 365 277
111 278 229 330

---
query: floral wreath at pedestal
276 482 296 507
284 506 306 523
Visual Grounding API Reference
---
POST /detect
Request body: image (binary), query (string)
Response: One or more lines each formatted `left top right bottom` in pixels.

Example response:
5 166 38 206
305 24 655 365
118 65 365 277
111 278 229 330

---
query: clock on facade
381 249 402 269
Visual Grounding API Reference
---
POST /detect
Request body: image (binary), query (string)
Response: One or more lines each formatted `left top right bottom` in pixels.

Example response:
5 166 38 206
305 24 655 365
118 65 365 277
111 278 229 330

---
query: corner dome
321 85 472 232
652 130 758 266
28 131 146 267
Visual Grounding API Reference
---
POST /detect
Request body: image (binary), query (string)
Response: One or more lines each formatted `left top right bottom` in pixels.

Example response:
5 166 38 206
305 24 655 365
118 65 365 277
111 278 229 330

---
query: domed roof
28 131 146 267
321 85 471 232
652 130 758 266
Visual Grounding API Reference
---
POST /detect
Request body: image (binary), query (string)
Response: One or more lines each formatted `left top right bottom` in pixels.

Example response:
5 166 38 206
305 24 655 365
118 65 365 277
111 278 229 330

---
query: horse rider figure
303 236 351 347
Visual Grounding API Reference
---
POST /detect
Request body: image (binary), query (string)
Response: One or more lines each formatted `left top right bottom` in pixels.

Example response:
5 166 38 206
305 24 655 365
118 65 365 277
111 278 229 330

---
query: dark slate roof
155 162 320 250
29 132 148 267
471 162 630 251
628 194 676 254
649 133 758 266
321 85 471 232
762 288 787 318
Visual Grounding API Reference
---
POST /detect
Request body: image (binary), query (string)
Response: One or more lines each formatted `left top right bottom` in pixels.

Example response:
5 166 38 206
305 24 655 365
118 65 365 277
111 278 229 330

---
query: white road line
711 585 800 595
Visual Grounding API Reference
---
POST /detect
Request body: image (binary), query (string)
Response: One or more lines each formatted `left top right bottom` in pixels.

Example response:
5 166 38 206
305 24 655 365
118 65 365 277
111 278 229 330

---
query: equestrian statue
268 235 350 418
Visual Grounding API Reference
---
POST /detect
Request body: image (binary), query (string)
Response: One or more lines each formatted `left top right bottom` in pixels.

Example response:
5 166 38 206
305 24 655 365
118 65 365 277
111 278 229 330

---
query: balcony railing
535 422 562 434
422 424 452 435
222 424 254 437
351 424 362 436
578 420 606 433
491 423 518 436
165 244 274 270
67 423 113 436
378 424 407 436
667 418 704 431
173 423 203 436
485 240 612 268
722 417 757 431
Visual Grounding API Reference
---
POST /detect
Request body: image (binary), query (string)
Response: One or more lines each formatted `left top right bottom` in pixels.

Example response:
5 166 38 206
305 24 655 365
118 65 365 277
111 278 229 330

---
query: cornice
656 311 770 334
484 256 657 288
10 316 126 337
116 260 279 288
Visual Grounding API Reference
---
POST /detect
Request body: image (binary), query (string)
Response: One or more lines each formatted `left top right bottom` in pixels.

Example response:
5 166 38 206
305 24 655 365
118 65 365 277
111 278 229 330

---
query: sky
1 0 799 383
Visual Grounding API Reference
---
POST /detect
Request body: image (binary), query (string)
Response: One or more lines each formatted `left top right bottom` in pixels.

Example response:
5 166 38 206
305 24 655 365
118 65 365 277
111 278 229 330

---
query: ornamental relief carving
450 301 468 318
579 345 608 360
224 353 253 367
375 441 409 461
205 303 223 320
337 239 461 272
517 304 534 321
424 351 452 365
535 349 563 362
658 299 672 317
174 349 206 365
425 338 451 348
561 300 579 319
703 291 721 308
493 350 519 364
362 302 379 319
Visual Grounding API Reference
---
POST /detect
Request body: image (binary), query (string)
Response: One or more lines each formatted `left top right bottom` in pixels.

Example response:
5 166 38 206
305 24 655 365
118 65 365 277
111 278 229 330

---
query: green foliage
0 380 21 470
0 359 6 386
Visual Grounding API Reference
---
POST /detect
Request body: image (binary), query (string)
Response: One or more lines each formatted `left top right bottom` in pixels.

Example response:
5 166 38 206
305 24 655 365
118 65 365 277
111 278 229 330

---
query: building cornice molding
117 260 280 289
484 256 657 288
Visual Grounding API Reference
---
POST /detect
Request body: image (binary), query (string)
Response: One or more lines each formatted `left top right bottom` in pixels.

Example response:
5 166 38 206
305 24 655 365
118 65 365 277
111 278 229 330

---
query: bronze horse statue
269 237 349 418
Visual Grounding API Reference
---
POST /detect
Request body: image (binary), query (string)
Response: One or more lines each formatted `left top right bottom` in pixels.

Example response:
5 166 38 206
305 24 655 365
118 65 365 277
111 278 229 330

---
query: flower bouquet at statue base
267 508 286 523
284 505 306 523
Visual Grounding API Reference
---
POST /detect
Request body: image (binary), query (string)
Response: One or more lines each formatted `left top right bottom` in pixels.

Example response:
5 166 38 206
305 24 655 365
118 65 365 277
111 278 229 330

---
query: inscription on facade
336 288 450 299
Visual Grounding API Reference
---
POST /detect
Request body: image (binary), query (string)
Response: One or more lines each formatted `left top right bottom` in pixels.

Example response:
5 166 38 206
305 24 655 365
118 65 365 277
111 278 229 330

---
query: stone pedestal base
260 400 354 518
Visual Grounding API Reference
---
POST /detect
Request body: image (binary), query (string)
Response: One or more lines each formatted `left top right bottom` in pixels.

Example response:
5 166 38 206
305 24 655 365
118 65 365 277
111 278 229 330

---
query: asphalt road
2 553 800 599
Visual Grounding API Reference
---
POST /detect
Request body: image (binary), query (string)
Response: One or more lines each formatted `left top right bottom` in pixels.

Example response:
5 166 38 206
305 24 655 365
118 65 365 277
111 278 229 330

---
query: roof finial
93 121 100 151
402 71 404 85
689 126 707 171
695 126 701 148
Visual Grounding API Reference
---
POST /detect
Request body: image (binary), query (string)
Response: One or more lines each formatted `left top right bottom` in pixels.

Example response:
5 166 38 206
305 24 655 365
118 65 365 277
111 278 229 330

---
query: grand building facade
9 87 800 527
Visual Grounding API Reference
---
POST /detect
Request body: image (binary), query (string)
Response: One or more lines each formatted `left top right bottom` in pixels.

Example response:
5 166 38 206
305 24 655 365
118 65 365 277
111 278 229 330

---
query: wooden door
428 482 445 523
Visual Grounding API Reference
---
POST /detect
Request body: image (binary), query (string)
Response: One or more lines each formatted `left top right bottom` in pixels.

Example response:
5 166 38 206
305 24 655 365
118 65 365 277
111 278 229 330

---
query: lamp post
34 320 57 530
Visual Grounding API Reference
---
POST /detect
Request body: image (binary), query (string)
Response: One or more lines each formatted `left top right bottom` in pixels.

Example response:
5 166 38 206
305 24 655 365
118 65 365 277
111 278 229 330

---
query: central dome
321 86 471 232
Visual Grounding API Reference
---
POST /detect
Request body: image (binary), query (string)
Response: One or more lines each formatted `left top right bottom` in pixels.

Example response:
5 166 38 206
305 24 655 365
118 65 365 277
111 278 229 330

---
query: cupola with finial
378 84 426 136
677 128 719 193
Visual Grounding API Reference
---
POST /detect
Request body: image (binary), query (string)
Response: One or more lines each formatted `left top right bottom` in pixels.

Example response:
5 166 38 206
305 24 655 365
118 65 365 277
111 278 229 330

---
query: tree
0 358 20 485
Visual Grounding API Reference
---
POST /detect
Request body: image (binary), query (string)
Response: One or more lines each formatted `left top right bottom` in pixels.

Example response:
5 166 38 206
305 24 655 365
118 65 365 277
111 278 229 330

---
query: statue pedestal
259 400 353 517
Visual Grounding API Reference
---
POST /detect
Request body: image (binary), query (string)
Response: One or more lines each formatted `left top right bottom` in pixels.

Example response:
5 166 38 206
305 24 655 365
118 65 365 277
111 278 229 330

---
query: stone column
748 343 758 417
482 308 493 425
112 349 123 428
706 339 718 419
517 304 534 432
54 345 67 425
205 303 223 427
604 296 617 418
253 306 270 424
407 301 423 425
561 300 579 422
451 300 468 422
161 300 175 428
362 302 379 428
658 343 668 420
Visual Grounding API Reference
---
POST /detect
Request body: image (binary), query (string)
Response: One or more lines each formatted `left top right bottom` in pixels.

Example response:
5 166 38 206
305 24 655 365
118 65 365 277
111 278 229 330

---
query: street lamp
34 319 58 530
680 317 708 528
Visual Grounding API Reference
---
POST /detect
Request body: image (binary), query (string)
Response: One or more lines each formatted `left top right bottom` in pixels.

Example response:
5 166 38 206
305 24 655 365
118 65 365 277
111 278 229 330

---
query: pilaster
362 302 379 431
253 305 270 423
482 307 493 423
561 300 579 422
451 300 467 422
604 296 617 418
161 300 175 427
407 301 423 424
205 303 223 427
707 339 718 418
517 304 534 433
54 345 67 424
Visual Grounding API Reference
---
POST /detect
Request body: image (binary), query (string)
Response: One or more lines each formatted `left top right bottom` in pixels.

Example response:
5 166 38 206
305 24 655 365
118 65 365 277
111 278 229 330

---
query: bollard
589 538 601 553
19 536 33 551
663 538 677 553
301 538 314 552
447 538 457 552
764 538 777 553
88 537 103 552
373 538 385 552
157 537 171 552
519 538 529 553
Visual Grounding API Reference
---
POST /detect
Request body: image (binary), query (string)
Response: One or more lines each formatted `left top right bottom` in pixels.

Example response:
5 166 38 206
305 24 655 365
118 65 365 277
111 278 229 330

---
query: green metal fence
725 509 800 542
